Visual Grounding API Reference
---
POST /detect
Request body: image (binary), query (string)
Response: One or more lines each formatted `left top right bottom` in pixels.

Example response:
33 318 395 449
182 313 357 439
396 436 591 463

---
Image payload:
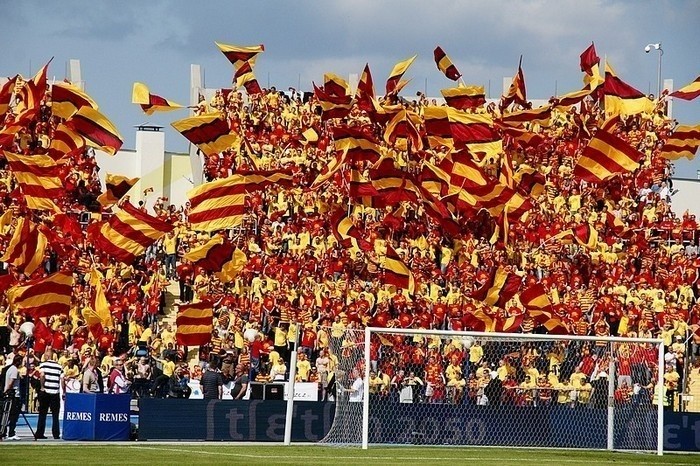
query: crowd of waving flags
0 40 699 340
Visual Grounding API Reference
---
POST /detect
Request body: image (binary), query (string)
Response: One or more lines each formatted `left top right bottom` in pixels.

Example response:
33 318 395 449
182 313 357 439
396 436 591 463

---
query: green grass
0 444 696 465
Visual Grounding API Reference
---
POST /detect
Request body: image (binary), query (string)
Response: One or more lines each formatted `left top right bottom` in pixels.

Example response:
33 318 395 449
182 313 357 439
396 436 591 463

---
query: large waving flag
51 82 98 120
66 106 123 155
441 85 486 110
500 105 552 127
519 283 553 312
7 271 73 318
94 202 174 263
573 126 643 183
0 217 47 276
176 302 214 346
132 82 183 115
47 123 85 161
603 62 654 116
3 151 63 212
331 210 372 252
383 109 423 151
216 248 248 284
97 173 139 207
433 46 462 81
384 244 415 294
171 113 238 157
670 75 700 101
332 126 381 163
313 83 353 121
184 235 234 271
385 55 417 95
234 61 263 95
552 224 599 249
660 124 700 160
471 266 520 308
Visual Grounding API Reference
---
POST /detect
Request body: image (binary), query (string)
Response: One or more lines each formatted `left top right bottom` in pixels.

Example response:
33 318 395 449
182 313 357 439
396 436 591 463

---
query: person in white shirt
348 369 364 403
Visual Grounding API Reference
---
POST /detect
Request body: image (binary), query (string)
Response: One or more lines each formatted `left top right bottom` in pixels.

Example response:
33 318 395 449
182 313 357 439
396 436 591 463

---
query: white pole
362 326 370 449
606 343 615 451
657 46 663 99
656 341 664 456
283 326 299 446
365 327 662 345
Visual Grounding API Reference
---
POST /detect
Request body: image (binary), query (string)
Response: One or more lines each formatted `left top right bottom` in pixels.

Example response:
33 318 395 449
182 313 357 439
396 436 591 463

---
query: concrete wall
670 178 700 218
94 127 191 211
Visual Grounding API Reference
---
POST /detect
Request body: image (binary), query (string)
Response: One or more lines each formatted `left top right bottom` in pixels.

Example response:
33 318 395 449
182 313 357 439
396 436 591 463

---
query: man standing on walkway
2 354 23 440
36 348 64 439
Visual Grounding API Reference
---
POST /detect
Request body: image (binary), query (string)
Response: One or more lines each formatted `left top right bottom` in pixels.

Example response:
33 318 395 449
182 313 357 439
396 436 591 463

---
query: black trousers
3 396 20 437
36 391 61 439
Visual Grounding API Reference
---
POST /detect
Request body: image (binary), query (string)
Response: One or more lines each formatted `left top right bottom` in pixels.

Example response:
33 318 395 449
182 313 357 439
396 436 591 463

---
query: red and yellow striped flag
385 55 417 95
7 271 73 318
355 64 375 112
66 106 123 155
471 266 520 308
0 76 18 119
519 283 552 312
215 42 265 67
235 62 263 95
383 109 423 151
183 235 234 271
501 56 528 109
3 151 63 212
331 210 372 252
16 60 50 115
603 62 654 116
384 244 415 294
47 122 85 161
573 126 643 183
433 46 461 81
176 302 214 346
0 217 47 276
216 248 248 284
670 75 700 101
552 224 599 249
132 82 183 115
500 105 552 126
313 83 353 121
94 202 174 263
323 72 350 98
51 82 98 120
97 173 139 207
440 85 486 110
171 113 238 157
332 126 381 163
660 124 700 161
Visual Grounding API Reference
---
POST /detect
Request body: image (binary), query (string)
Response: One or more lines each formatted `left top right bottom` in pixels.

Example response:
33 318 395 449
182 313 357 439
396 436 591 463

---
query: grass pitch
0 444 696 465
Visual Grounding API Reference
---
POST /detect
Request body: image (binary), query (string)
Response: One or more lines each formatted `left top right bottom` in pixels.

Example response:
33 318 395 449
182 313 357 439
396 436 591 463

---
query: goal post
320 326 664 455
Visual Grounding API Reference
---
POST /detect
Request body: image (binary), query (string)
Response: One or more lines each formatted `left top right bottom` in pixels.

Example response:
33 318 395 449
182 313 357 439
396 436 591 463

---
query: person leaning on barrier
230 364 249 400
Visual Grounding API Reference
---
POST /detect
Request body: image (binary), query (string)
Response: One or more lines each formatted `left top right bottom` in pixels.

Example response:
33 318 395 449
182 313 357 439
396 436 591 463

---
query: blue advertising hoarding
63 393 131 441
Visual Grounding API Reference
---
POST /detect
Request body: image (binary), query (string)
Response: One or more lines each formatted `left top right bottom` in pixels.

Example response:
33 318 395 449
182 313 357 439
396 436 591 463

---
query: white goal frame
361 327 664 455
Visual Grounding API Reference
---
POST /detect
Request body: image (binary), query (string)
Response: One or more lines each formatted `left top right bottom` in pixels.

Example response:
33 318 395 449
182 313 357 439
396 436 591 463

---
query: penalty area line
127 445 695 465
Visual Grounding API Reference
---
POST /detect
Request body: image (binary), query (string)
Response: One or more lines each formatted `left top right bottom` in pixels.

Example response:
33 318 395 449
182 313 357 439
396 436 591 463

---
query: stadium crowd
1 44 699 444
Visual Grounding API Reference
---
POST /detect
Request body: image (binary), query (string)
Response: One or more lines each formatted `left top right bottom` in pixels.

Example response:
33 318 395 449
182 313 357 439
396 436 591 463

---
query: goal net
320 327 664 455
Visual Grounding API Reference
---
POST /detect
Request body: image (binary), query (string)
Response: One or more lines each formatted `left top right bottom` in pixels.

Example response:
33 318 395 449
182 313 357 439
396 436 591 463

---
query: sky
1 0 699 175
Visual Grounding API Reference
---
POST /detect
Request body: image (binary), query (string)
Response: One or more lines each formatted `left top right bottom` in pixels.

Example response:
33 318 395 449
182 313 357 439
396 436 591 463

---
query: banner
63 393 131 441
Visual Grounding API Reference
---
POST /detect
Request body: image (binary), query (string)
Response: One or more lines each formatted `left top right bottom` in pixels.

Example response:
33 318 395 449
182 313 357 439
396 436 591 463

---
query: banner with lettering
63 393 131 440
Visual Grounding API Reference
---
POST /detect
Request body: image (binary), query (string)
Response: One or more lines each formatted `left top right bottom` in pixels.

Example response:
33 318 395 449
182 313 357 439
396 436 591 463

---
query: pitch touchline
127 445 695 465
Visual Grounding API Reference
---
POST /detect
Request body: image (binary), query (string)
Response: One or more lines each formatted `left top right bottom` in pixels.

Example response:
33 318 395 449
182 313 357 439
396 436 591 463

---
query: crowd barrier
137 398 700 451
